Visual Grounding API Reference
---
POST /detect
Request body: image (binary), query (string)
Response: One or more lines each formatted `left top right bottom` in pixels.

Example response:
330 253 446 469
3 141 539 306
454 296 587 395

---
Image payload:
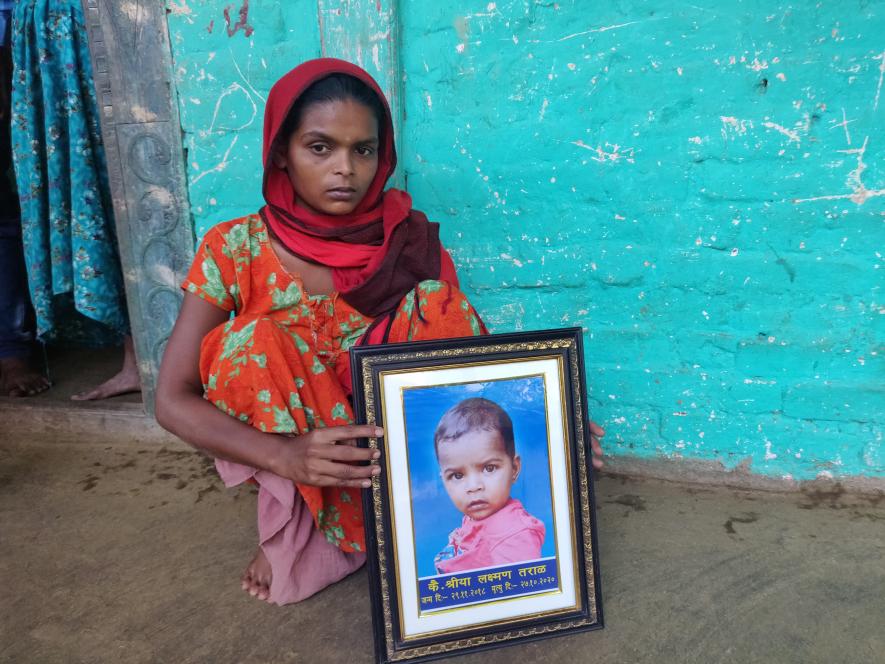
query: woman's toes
252 572 270 600
241 569 259 595
242 548 272 602
242 574 264 597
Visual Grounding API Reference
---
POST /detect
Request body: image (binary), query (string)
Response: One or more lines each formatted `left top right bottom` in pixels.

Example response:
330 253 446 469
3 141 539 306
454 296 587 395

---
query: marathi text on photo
416 556 560 614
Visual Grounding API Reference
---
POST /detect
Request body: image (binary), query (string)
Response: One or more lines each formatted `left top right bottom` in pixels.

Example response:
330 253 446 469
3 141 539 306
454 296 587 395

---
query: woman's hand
273 424 384 488
590 421 605 469
156 294 385 488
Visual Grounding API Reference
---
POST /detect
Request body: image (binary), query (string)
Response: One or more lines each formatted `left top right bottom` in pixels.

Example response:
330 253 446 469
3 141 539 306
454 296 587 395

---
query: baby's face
437 428 520 521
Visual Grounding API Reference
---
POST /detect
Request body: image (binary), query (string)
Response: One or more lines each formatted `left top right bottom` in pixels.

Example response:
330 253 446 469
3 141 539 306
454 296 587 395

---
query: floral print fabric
10 0 127 344
183 213 486 552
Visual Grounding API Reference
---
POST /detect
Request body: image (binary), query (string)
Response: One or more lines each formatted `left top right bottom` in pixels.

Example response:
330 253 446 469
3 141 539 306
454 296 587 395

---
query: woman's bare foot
241 547 273 602
71 335 142 401
0 356 51 397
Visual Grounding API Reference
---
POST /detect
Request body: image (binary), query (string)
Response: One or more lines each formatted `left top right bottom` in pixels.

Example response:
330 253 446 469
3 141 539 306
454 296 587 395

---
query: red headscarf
260 58 457 319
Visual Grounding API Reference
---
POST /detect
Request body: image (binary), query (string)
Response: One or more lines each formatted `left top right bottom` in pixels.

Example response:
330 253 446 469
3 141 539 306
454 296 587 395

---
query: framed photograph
351 328 603 663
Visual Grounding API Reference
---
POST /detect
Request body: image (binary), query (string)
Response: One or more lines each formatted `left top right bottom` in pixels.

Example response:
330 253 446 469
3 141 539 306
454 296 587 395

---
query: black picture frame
350 328 603 663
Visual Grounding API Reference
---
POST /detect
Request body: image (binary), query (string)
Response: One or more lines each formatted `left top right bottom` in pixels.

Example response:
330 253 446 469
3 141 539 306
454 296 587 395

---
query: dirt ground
0 431 883 664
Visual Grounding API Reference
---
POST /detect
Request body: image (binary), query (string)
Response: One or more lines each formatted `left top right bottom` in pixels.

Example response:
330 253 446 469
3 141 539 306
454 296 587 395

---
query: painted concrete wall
166 1 884 481
166 0 320 226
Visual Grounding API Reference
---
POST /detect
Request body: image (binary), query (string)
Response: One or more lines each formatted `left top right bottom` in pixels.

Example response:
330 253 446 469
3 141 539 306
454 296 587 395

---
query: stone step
0 396 179 446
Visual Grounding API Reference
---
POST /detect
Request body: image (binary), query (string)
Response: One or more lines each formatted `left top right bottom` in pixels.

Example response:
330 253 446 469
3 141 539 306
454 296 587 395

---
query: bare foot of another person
0 356 51 397
71 335 142 401
241 547 273 603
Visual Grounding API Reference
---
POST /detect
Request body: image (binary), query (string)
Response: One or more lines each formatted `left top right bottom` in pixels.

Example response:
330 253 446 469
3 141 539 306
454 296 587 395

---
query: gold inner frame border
391 365 569 631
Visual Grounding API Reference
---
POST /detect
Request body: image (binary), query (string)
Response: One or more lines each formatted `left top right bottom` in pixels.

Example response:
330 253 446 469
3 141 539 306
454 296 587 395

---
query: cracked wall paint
167 0 321 230
166 0 885 481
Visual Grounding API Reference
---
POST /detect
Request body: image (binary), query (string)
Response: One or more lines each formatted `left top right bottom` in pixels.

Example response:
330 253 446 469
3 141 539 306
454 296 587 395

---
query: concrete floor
0 431 882 664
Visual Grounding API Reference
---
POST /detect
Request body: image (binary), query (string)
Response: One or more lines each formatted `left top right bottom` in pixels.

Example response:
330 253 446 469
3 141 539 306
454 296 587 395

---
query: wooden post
80 1 193 414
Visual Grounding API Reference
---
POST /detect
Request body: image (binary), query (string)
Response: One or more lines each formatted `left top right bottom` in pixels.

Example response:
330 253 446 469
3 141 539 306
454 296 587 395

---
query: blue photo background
403 375 556 578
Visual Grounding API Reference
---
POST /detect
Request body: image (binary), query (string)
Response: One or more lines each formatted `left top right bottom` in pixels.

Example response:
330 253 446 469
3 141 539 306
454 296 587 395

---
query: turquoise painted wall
167 0 321 225
166 1 884 481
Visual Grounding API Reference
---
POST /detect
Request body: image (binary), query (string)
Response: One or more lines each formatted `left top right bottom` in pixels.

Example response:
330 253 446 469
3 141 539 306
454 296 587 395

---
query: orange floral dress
181 213 486 553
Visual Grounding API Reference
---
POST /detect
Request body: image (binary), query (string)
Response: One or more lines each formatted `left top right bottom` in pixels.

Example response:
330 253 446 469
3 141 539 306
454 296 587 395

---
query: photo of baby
433 397 545 574
402 376 556 579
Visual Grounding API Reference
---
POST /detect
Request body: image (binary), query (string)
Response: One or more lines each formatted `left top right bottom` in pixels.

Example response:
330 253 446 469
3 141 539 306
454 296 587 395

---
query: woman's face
273 98 380 216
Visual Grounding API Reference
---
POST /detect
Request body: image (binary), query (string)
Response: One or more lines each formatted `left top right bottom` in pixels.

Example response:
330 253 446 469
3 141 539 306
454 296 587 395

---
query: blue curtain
10 0 127 345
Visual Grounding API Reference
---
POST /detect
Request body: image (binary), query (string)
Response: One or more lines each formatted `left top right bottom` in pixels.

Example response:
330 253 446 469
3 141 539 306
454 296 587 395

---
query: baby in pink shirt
433 397 546 575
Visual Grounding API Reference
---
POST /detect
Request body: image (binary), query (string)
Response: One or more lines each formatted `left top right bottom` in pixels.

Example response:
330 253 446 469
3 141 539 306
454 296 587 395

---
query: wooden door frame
81 0 193 414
